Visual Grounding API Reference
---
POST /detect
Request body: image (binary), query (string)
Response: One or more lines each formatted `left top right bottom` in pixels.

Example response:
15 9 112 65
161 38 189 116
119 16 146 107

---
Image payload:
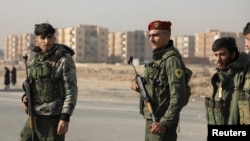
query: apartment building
57 24 108 63
108 31 135 64
174 35 195 58
3 24 245 65
108 30 150 64
4 24 109 64
4 35 18 62
4 33 35 63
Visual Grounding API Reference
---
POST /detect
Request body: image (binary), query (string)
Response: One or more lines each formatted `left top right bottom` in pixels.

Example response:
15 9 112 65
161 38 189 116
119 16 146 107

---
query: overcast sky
0 0 249 49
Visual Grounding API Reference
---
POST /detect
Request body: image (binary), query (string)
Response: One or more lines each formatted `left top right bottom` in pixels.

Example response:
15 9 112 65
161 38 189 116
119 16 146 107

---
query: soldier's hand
131 79 139 91
21 96 28 108
57 120 69 135
149 122 166 135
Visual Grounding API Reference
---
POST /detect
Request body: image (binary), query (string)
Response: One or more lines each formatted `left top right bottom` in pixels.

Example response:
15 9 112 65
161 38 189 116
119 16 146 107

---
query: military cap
148 20 172 31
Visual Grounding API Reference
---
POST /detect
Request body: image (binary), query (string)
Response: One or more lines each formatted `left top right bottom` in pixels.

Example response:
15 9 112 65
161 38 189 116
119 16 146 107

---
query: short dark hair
34 23 56 38
243 22 250 35
212 37 239 54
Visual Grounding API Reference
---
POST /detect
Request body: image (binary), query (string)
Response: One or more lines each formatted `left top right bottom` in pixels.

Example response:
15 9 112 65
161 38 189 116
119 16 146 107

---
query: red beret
148 20 172 31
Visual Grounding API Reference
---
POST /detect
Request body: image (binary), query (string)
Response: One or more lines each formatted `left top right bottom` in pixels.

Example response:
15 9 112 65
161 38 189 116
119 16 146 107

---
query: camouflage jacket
27 44 78 121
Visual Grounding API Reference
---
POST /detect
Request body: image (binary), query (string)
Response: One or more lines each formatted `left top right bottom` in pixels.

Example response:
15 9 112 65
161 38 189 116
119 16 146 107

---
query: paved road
0 89 207 141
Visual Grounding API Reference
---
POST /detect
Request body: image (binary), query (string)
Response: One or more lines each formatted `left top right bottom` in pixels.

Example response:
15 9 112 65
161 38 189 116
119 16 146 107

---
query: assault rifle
128 56 156 122
22 55 35 141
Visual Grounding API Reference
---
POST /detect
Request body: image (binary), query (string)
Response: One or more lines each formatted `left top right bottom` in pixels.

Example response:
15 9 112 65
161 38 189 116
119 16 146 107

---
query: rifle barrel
23 55 35 141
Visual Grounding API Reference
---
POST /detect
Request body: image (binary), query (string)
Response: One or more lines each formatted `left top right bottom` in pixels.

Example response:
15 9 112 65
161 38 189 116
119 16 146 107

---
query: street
0 89 207 141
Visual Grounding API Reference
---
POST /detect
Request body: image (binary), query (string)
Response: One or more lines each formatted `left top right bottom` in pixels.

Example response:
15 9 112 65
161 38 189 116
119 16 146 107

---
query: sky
0 0 249 49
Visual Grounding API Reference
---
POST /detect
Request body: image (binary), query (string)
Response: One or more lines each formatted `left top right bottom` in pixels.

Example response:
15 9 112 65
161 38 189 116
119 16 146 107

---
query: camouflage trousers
145 119 177 141
20 116 65 141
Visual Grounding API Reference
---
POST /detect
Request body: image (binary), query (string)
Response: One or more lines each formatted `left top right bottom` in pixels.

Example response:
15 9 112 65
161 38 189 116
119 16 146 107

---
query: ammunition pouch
32 79 54 103
34 99 63 116
205 97 225 125
238 91 250 125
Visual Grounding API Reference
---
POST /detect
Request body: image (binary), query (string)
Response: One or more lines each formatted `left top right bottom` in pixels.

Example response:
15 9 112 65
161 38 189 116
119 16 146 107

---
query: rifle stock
23 55 35 141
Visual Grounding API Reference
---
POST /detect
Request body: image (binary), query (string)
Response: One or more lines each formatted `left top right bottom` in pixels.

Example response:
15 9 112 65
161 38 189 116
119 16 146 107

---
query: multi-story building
108 32 126 63
57 24 108 63
20 34 36 62
4 24 109 64
174 35 195 58
3 24 245 65
108 30 150 64
4 35 18 62
4 34 35 64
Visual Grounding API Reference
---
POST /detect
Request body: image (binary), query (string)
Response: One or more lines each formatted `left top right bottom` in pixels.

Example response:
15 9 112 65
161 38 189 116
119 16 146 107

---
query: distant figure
4 66 10 89
11 65 17 85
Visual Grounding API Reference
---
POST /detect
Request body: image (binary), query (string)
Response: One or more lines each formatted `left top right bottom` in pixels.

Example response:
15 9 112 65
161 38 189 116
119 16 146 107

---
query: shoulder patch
175 68 183 78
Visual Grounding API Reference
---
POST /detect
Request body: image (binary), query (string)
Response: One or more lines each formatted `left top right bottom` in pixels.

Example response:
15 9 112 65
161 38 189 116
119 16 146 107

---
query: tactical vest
142 48 191 119
205 67 250 125
238 68 250 125
29 47 65 104
142 61 169 120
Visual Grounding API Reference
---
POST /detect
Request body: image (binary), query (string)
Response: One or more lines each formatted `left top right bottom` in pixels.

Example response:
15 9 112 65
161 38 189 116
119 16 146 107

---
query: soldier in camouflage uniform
131 20 188 141
20 23 78 141
205 37 250 125
243 22 250 53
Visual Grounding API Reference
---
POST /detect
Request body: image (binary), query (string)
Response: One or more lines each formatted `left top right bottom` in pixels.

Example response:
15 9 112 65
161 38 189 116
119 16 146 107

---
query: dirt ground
0 63 216 102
